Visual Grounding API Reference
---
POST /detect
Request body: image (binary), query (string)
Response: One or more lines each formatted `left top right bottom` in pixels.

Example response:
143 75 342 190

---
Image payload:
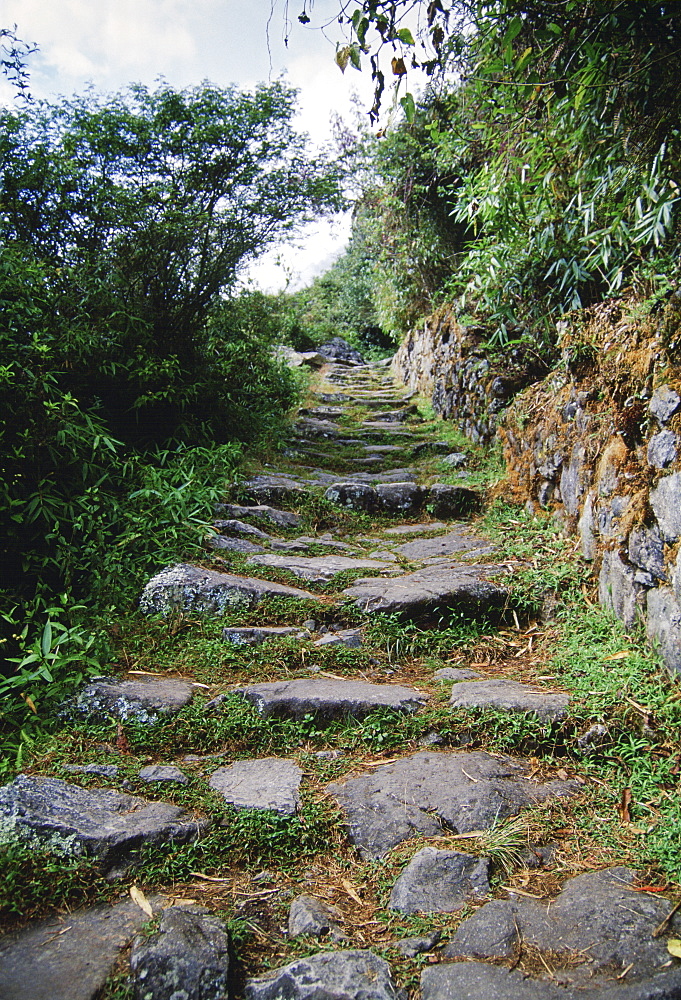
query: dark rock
213 518 272 540
650 473 681 542
596 495 631 540
449 678 569 721
325 482 378 512
422 963 565 1000
138 765 188 785
560 444 588 518
313 628 363 648
375 482 424 514
317 337 366 365
241 475 311 506
646 587 681 673
629 523 667 581
426 484 482 518
63 764 119 778
326 750 576 858
246 552 392 582
206 535 266 553
294 417 343 439
389 847 490 913
648 430 678 469
130 905 230 1000
394 931 441 957
288 894 344 939
342 562 511 619
208 758 302 815
393 529 493 561
215 502 302 529
577 723 610 753
443 898 519 960
0 897 161 1000
235 678 426 724
649 385 681 424
245 950 401 1000
371 405 419 422
0 774 205 872
69 676 194 723
223 625 311 645
277 345 327 368
140 563 318 616
598 550 646 629
439 867 681 994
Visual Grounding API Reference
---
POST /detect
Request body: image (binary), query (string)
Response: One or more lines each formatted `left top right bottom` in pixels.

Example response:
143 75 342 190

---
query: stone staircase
1 354 681 1000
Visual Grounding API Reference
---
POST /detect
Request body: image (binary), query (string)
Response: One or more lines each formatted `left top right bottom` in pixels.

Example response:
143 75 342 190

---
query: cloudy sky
0 0 383 289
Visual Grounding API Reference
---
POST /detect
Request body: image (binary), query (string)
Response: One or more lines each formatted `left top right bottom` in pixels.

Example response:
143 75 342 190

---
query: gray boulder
326 750 575 858
69 676 194 723
215 502 302 529
208 758 303 815
342 562 511 619
222 625 311 645
138 765 188 785
647 430 678 469
443 898 519 960
139 563 318 616
234 678 426 724
245 950 401 1000
649 384 681 424
0 774 205 872
650 473 681 542
375 482 424 514
449 678 569 721
317 337 366 365
313 628 363 648
240 475 311 506
389 847 490 913
0 897 162 1000
325 482 378 512
130 905 230 1000
646 587 681 673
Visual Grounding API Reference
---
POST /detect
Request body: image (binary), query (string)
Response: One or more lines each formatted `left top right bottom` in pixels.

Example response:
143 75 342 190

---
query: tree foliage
0 81 340 619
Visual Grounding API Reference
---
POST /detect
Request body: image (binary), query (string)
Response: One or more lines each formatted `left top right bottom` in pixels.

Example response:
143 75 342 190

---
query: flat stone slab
70 676 194 722
216 503 302 528
246 552 393 582
240 475 311 505
130 905 230 1000
342 563 511 618
326 750 576 858
140 563 318 616
223 625 311 645
449 679 570 721
213 518 272 539
206 535 265 553
138 765 188 784
384 523 448 535
439 867 681 996
393 529 494 561
245 950 401 1000
389 846 490 913
0 774 205 871
234 678 426 723
208 757 302 814
434 667 483 682
0 897 162 1000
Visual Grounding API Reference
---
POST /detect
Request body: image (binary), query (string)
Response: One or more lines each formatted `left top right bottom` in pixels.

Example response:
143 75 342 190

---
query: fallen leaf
115 722 129 753
620 787 632 824
130 885 153 918
604 651 630 661
341 879 363 906
667 939 681 958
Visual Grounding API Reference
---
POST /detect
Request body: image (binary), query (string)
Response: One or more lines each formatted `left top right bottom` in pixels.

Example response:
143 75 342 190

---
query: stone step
246 552 396 583
326 749 577 858
324 482 482 517
209 757 303 814
140 563 319 616
233 677 426 723
215 502 302 529
0 774 206 873
449 678 570 721
342 561 512 618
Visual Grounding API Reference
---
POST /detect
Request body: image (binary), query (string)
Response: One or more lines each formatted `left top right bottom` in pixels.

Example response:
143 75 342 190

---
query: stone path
1 340 679 1000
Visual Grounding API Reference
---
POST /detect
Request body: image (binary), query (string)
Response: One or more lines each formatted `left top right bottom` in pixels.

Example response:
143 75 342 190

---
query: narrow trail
1 350 681 1000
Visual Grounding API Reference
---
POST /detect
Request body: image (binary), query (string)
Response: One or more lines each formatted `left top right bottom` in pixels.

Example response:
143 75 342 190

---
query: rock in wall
391 305 552 445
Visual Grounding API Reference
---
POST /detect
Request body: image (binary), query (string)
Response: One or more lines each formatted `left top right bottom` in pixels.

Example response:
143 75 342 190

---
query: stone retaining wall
394 295 681 672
